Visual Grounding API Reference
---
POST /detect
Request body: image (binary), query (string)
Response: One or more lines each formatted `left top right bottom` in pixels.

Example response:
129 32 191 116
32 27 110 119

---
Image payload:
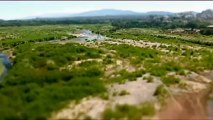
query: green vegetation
0 25 77 48
0 62 4 75
154 85 169 98
0 12 211 32
107 69 145 83
105 44 160 62
101 33 213 86
146 61 183 77
144 76 154 83
102 103 155 120
107 28 213 46
118 90 130 96
1 23 213 119
200 28 213 35
0 43 106 119
161 76 181 86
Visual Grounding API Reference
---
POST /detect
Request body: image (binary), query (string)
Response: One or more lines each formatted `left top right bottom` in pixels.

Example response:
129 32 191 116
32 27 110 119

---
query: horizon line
1 8 212 21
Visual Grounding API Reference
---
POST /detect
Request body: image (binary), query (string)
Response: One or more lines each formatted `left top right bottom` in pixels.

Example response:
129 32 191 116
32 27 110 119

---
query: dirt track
156 89 212 120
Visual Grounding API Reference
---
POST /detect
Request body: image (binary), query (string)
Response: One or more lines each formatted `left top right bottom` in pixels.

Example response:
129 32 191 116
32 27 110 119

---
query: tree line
0 15 212 35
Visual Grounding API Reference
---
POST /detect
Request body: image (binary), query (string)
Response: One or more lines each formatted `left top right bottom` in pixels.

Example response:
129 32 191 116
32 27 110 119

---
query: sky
0 1 213 20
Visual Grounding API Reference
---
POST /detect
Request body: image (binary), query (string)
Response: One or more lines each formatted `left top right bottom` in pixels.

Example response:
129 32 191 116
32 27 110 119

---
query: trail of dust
155 90 210 120
155 71 213 120
208 91 213 119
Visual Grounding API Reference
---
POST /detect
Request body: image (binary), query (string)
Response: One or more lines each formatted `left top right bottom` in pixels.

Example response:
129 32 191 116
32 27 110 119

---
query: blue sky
0 1 213 20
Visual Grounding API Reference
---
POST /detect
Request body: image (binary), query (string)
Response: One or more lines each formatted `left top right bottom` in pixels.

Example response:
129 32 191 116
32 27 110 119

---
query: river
49 29 110 44
0 53 12 82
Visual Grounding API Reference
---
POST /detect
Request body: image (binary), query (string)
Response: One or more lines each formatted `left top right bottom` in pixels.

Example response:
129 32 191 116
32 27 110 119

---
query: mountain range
8 9 213 21
26 9 174 19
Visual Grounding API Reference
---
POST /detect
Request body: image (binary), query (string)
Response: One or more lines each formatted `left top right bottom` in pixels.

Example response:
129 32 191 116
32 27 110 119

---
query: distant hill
145 11 174 16
25 9 175 19
21 9 213 20
30 9 141 19
0 9 213 24
197 9 213 20
72 9 140 17
176 11 198 18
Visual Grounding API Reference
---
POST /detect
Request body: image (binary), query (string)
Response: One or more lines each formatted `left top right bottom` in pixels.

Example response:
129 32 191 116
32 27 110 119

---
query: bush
102 103 155 120
154 85 168 97
161 76 180 86
200 28 213 35
118 90 129 96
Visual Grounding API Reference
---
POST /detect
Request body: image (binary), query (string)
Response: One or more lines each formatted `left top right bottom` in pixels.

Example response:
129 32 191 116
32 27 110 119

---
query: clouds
0 1 213 20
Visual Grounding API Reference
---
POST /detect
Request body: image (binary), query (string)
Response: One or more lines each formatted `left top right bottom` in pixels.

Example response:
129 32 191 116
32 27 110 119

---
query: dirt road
156 88 212 120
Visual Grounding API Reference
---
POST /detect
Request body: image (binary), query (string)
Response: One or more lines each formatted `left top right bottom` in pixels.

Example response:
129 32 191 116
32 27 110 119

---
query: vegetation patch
118 90 130 96
161 75 181 86
107 69 145 83
104 44 160 64
154 85 168 98
0 62 4 75
0 43 106 119
102 103 155 120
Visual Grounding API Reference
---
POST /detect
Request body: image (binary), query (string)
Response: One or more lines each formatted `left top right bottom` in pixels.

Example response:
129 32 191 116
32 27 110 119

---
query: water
0 53 12 81
48 30 110 43
0 67 8 82
49 30 109 44
71 29 109 43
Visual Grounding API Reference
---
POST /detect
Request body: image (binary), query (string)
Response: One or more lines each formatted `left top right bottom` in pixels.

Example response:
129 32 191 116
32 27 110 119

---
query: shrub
161 76 180 86
154 85 168 97
102 103 155 120
118 90 129 96
144 76 154 83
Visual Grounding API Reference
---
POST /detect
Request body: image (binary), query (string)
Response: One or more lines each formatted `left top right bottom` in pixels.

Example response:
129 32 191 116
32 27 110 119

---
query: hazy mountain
28 9 140 19
145 11 174 16
197 9 213 20
176 11 198 18
14 9 213 21
25 9 176 19
23 13 73 19
73 9 140 17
